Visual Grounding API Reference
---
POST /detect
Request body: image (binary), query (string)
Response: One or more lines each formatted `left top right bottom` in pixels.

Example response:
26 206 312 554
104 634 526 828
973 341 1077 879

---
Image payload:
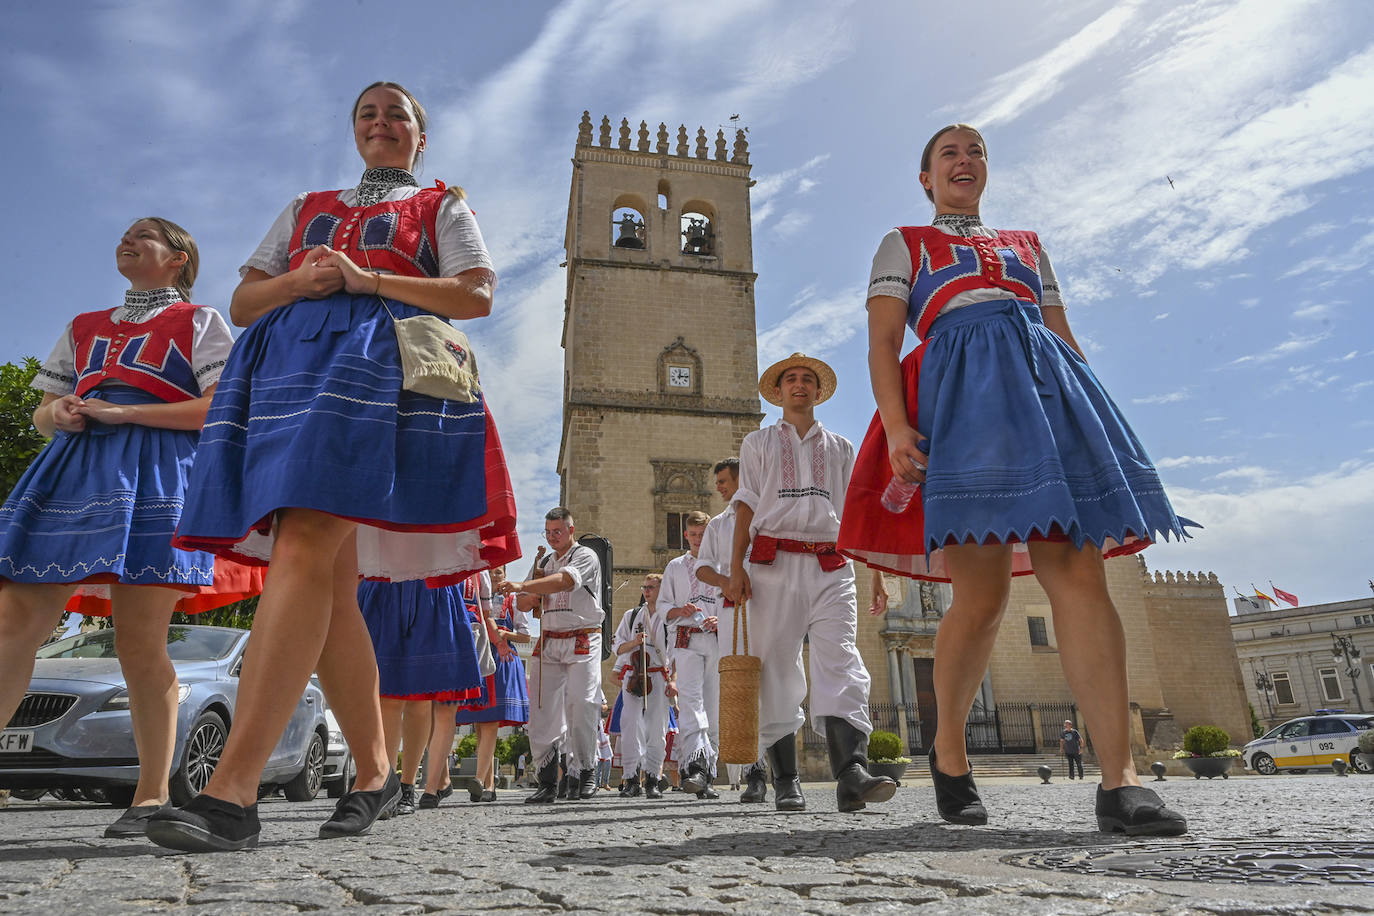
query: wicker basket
717 598 761 764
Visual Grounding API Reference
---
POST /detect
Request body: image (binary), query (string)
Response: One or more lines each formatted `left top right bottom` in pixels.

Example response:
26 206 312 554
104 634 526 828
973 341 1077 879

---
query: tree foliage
0 358 47 498
172 595 259 630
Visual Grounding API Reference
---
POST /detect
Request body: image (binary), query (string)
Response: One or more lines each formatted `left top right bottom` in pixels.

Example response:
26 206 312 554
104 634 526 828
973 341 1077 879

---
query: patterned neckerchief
932 213 989 236
356 167 419 207
121 287 184 315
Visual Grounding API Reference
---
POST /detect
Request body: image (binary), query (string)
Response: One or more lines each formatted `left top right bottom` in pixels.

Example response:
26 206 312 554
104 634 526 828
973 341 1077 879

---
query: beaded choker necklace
932 213 987 236
356 167 419 207
122 287 184 313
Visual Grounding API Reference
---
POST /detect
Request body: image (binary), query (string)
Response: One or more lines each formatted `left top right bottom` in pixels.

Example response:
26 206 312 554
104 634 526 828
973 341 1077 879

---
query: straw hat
758 352 837 406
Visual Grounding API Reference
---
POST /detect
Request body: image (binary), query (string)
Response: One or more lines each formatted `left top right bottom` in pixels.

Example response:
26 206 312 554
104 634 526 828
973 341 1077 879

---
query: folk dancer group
0 87 1193 854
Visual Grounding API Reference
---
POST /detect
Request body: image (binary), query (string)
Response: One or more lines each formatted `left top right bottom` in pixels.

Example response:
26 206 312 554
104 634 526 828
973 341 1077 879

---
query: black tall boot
824 717 897 813
739 760 768 804
577 767 597 800
557 754 571 800
525 754 560 805
765 734 805 812
680 754 710 794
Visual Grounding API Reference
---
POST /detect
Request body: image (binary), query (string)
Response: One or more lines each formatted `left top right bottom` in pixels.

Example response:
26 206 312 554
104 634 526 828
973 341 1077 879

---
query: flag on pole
1233 587 1260 609
1269 581 1299 607
1252 584 1276 605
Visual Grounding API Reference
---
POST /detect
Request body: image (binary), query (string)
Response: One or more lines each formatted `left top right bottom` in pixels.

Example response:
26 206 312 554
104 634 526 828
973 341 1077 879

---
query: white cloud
1132 389 1190 405
752 154 831 227
1211 466 1275 484
1156 455 1234 469
755 285 863 365
1153 312 1170 321
1292 303 1332 319
1147 460 1374 605
1229 332 1330 366
1281 229 1374 280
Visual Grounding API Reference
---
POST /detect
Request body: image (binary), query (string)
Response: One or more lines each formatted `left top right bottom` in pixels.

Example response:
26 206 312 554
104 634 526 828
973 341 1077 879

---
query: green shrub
1359 730 1374 754
455 733 479 759
867 729 903 761
505 730 530 763
1249 704 1262 739
1182 725 1230 756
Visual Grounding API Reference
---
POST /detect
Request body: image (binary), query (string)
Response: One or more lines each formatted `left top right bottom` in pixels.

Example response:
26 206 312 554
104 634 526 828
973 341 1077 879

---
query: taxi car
1242 711 1374 775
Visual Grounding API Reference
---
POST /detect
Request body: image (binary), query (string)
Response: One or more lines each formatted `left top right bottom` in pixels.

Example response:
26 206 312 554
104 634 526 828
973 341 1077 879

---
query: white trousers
669 633 719 774
747 552 871 752
528 632 603 773
617 676 669 777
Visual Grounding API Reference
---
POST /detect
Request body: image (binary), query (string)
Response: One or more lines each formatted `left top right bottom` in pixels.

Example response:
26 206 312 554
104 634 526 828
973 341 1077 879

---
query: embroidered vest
71 303 199 402
287 184 447 277
897 226 1044 338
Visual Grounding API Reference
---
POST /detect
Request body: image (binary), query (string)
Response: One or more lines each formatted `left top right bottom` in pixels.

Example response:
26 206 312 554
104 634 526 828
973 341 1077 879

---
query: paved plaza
0 774 1369 914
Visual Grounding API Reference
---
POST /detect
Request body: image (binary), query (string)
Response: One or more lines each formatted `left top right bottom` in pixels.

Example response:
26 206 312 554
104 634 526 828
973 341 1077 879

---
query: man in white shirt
497 507 605 804
724 353 897 813
696 457 769 804
658 510 721 800
611 574 670 799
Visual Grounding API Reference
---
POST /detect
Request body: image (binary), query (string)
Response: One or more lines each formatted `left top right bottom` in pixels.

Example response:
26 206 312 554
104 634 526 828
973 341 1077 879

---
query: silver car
0 625 328 807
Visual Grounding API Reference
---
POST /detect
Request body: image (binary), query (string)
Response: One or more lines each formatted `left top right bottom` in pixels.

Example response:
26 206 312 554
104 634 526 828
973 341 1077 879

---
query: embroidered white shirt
657 551 720 635
537 543 603 628
734 419 854 542
697 504 737 579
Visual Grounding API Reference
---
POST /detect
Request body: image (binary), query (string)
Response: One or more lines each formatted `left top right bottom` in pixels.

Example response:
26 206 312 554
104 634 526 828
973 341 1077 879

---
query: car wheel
1352 752 1374 775
105 785 136 808
170 710 228 806
1251 753 1278 775
10 788 47 801
327 753 356 798
284 732 326 802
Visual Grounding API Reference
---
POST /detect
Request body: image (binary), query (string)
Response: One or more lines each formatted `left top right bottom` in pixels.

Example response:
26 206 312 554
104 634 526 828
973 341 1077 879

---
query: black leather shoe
740 761 768 804
929 748 986 825
478 789 496 802
696 785 720 800
103 802 169 838
766 734 806 812
395 783 417 816
644 775 663 799
468 781 485 803
418 783 453 810
824 717 897 813
578 768 597 800
622 770 643 797
320 770 401 838
526 755 559 804
146 795 260 853
1096 784 1187 836
680 755 710 794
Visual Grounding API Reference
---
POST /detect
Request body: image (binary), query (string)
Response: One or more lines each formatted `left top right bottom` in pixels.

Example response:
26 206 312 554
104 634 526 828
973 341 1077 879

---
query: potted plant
1173 725 1241 778
866 730 909 784
1355 730 1374 775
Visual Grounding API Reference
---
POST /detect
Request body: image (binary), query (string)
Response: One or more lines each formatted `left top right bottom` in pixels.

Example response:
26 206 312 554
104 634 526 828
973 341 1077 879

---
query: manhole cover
1004 842 1374 886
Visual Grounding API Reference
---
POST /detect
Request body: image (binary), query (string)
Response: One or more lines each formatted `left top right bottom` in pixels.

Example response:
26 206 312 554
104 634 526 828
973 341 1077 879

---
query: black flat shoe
930 748 986 826
320 770 401 838
1095 784 1187 836
468 782 484 803
103 802 169 839
395 783 417 816
418 784 453 810
145 795 260 853
479 789 496 802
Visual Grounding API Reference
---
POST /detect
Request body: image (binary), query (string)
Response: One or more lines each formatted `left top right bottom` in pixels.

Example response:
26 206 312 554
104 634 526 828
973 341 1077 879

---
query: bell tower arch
559 113 763 579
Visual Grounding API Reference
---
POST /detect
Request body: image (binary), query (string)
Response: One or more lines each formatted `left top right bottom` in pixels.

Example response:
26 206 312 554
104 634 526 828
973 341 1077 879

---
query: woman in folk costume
0 217 259 839
356 578 483 816
148 82 519 852
449 567 530 803
839 124 1192 835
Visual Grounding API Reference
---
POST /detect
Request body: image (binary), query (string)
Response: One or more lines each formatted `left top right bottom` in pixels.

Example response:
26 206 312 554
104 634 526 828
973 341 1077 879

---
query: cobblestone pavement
1 775 1369 914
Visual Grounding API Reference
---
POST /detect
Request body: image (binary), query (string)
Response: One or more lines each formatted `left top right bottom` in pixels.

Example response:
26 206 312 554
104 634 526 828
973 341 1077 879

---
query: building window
1318 666 1343 703
1028 616 1049 647
666 512 686 551
1271 672 1295 705
1354 614 1374 626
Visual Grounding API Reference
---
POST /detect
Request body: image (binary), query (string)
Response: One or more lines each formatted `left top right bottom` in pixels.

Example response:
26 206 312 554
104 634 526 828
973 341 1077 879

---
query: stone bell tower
558 113 763 582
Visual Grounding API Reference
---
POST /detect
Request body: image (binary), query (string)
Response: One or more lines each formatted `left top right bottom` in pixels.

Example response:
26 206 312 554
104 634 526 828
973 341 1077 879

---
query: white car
1242 713 1374 775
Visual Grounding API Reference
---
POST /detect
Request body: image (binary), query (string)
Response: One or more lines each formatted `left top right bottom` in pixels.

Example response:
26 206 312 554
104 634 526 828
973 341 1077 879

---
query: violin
527 545 547 619
625 604 652 699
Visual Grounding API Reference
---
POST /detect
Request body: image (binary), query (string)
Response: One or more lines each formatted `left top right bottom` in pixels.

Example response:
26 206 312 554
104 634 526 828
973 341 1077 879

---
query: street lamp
1253 671 1275 722
1331 634 1364 712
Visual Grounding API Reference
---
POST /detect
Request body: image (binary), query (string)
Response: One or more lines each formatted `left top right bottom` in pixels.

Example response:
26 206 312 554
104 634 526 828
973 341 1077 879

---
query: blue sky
3 0 1371 607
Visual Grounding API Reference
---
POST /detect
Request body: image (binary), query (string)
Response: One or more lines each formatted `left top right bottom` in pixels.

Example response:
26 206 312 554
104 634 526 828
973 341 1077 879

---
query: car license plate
0 730 35 753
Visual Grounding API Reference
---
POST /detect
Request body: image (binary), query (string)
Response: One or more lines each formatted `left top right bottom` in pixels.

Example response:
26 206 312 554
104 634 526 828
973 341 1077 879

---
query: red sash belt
750 535 847 572
674 627 705 649
533 627 599 657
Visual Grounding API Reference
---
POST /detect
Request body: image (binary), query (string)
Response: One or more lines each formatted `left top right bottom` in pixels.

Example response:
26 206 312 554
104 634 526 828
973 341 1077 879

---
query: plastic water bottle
881 477 921 514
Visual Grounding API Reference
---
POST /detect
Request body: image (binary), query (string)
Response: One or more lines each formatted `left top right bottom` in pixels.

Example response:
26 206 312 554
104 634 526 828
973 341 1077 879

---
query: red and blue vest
71 303 200 402
287 185 448 278
897 227 1044 339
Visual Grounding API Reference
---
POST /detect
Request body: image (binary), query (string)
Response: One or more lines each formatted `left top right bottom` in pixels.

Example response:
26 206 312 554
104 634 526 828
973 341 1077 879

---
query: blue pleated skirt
0 388 215 588
453 646 529 726
175 292 514 581
916 299 1194 555
358 579 482 701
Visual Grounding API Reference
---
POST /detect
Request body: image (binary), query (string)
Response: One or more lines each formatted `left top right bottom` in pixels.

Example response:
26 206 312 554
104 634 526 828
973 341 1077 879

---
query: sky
2 0 1371 609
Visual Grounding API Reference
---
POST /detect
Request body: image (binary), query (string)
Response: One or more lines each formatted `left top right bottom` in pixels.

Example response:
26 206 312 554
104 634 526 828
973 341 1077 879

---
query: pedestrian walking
1061 721 1085 780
